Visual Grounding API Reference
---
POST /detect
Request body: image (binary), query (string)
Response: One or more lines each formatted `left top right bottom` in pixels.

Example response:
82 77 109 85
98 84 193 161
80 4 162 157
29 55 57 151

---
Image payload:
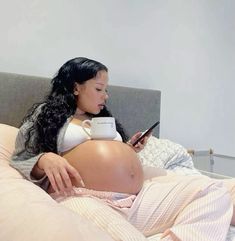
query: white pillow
138 136 201 175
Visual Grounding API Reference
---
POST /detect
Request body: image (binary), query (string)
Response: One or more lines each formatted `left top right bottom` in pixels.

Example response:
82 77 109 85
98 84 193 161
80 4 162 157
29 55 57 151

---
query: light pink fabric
53 175 233 241
215 178 235 226
0 124 19 165
59 196 147 241
126 175 232 241
51 187 136 208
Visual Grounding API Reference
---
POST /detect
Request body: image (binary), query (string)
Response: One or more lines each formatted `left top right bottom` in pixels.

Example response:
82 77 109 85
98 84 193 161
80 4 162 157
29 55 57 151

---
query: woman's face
75 70 109 114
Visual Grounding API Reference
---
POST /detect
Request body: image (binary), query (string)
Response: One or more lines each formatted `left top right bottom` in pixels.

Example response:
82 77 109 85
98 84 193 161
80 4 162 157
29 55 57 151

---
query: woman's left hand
128 131 151 153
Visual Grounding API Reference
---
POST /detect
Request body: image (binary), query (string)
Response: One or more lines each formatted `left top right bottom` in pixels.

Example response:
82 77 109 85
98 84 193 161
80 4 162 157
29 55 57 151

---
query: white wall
0 0 234 156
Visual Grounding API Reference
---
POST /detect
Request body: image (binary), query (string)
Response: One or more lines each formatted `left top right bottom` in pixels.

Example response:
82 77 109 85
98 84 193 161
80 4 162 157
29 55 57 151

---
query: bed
0 72 234 240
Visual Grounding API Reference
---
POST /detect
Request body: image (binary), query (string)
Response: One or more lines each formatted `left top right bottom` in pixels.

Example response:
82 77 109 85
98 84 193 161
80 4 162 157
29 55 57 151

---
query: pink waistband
50 187 137 208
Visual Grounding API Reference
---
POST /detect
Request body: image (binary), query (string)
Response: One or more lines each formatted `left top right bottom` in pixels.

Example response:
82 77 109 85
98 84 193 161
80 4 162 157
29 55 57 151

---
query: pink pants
125 175 233 241
53 175 234 241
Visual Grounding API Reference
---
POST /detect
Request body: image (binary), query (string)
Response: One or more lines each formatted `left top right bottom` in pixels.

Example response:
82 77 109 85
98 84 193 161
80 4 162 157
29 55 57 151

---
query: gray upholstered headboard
0 72 161 137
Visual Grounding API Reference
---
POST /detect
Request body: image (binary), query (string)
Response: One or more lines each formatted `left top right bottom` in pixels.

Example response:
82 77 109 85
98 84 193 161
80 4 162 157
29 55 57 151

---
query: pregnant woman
11 57 234 241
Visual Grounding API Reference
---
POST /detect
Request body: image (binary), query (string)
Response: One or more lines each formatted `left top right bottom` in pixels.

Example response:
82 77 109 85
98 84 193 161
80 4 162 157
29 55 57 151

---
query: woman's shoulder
19 103 45 131
26 103 46 119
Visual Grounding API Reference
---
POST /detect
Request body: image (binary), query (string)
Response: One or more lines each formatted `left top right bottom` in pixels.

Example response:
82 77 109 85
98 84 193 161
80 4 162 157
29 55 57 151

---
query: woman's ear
74 83 80 96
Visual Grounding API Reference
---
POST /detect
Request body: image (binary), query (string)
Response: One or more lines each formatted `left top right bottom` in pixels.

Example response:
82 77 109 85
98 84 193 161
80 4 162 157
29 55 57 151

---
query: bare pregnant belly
62 140 144 194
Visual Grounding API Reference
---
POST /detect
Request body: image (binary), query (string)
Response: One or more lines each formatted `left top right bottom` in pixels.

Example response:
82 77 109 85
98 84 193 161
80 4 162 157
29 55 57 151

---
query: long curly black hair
23 57 129 154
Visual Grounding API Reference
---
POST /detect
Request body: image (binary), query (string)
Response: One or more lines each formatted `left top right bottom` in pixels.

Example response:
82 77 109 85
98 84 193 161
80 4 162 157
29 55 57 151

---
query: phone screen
132 121 160 146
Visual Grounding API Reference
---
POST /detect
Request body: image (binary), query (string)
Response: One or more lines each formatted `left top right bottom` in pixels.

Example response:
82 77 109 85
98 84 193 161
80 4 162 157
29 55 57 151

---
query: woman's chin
90 109 101 115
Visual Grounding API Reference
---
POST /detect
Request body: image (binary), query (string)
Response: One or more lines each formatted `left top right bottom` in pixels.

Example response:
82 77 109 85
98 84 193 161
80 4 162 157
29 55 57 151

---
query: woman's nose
104 92 109 100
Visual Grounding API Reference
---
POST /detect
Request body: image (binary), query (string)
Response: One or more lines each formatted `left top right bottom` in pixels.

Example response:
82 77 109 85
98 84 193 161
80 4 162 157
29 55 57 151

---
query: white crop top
59 122 123 153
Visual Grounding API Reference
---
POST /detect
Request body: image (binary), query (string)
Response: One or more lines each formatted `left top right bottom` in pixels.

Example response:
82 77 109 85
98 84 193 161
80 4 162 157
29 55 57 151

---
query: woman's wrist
37 153 47 170
31 153 46 178
35 161 44 172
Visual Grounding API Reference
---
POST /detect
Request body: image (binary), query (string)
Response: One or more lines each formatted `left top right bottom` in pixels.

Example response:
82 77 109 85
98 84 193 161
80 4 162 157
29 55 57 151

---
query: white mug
81 117 117 140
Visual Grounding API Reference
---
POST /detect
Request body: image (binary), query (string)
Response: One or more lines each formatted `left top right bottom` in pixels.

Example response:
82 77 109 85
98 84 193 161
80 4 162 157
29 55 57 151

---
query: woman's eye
96 88 102 92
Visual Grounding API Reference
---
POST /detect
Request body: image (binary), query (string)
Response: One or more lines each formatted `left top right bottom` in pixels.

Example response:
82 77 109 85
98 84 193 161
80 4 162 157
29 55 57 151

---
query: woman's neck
75 107 85 115
73 108 89 121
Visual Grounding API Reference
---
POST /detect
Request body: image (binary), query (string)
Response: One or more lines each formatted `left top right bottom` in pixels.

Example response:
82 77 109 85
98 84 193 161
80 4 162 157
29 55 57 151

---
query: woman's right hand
37 152 85 195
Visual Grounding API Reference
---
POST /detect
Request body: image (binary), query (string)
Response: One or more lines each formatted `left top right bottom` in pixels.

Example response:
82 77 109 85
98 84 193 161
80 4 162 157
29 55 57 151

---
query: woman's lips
98 104 105 109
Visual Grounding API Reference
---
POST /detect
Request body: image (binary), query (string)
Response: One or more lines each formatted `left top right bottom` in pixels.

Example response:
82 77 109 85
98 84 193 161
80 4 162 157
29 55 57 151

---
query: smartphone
132 121 160 146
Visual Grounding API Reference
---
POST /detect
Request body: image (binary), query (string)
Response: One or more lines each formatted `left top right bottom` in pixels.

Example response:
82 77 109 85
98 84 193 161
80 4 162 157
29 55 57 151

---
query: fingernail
80 180 85 187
